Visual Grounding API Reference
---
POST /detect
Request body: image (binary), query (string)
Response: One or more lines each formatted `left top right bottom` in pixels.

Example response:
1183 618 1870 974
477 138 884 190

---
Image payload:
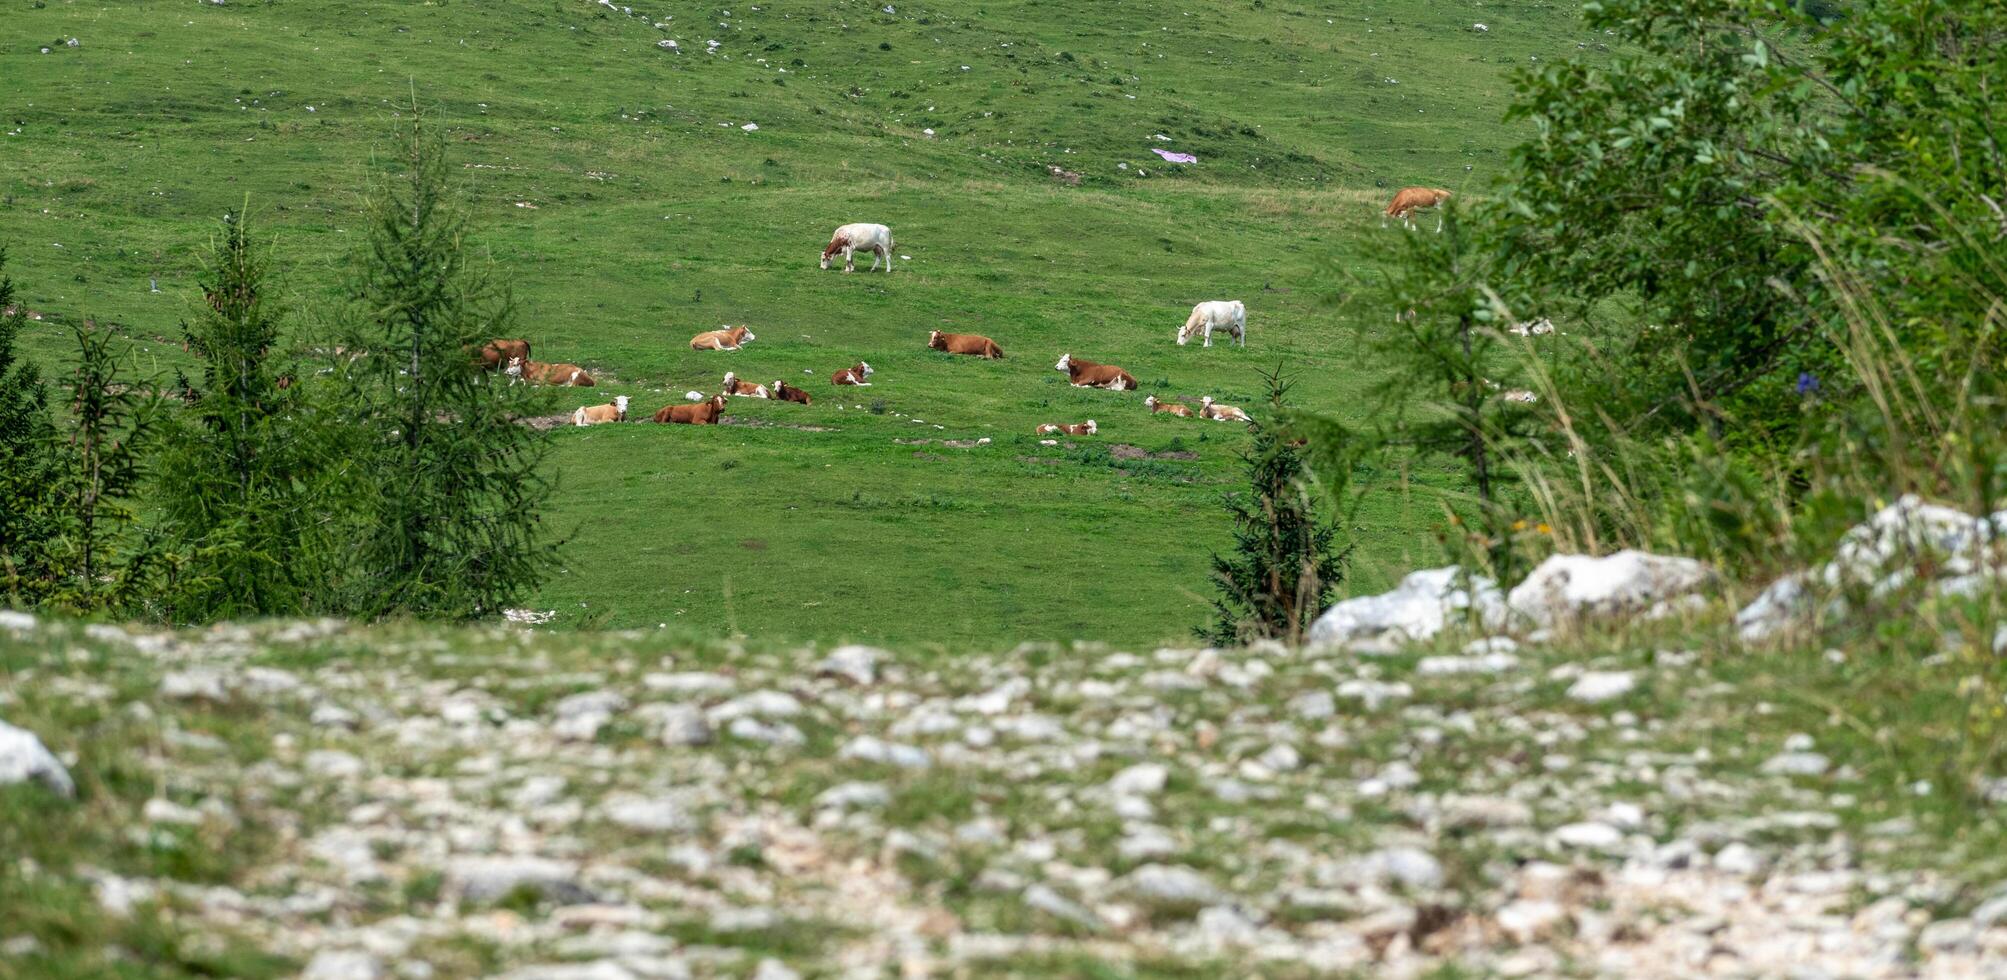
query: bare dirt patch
1110 443 1198 461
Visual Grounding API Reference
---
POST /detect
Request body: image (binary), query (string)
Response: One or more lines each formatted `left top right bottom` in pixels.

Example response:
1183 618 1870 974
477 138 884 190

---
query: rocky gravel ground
3 613 2006 978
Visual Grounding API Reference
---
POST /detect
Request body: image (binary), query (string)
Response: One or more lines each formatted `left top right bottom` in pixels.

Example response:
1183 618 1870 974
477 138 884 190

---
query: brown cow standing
655 394 727 424
773 381 813 404
928 330 1003 359
1054 353 1138 391
479 339 531 371
831 361 874 386
1383 187 1453 230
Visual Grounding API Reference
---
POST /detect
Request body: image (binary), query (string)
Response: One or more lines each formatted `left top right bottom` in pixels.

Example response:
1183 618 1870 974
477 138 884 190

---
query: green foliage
339 115 558 619
1488 0 1837 440
38 321 163 613
1199 366 1349 647
155 210 339 621
0 250 60 602
1353 204 1541 579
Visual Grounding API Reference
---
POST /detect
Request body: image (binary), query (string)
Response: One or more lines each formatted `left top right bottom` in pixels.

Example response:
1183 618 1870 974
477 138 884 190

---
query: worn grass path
0 0 1597 643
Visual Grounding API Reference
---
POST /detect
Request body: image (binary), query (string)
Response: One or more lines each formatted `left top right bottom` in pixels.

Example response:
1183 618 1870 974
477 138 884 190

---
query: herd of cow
476 191 1453 434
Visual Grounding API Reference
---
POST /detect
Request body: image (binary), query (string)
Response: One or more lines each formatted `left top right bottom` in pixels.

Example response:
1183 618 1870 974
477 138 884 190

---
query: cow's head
1200 396 1215 408
927 330 944 350
858 361 874 377
1176 322 1195 346
724 371 737 389
614 395 630 415
1083 420 1098 434
1054 353 1072 372
711 394 729 410
820 234 848 269
505 356 524 378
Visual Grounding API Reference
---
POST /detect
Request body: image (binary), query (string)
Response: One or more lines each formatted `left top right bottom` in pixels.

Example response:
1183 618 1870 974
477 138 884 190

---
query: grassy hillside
0 0 1598 644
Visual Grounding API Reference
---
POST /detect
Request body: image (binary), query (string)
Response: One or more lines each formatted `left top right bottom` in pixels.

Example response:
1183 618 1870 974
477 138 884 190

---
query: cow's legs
1435 212 1445 233
844 247 856 272
1203 327 1213 348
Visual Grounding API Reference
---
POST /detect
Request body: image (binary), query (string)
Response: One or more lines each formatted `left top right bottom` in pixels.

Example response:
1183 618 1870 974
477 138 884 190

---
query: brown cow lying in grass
1199 396 1251 423
773 381 813 404
831 362 874 386
690 325 755 351
722 372 770 398
572 395 630 426
478 338 530 371
654 394 727 424
1054 353 1137 391
928 330 1003 359
1036 420 1098 436
1145 395 1195 417
508 356 595 386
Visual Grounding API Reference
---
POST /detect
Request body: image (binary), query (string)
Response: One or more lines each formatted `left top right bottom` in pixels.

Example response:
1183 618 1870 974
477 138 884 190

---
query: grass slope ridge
0 0 1598 644
3 613 2005 977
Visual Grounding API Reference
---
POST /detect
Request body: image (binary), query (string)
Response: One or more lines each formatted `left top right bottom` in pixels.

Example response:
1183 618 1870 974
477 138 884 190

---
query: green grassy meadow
0 0 1599 645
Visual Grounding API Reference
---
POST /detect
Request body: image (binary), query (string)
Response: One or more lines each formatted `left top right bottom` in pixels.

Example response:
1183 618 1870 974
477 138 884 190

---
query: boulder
0 719 74 797
1307 567 1505 651
1507 551 1711 627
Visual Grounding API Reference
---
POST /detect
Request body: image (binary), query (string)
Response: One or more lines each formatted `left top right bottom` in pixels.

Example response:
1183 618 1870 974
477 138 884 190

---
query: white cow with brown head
820 222 895 273
572 395 631 425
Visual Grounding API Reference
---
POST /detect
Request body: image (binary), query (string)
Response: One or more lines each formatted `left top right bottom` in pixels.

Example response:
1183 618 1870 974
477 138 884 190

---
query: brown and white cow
1383 187 1453 231
690 325 756 351
1054 353 1137 391
928 330 1003 359
1144 395 1195 417
510 357 595 386
1035 420 1098 436
478 338 531 371
831 362 874 386
722 372 771 398
819 222 895 273
1199 396 1251 423
654 394 727 424
572 395 631 426
773 380 813 405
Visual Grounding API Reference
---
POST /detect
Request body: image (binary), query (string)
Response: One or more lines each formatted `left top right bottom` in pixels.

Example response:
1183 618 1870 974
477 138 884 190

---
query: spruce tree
42 320 161 612
1200 366 1350 646
342 115 555 618
0 250 59 601
156 210 332 619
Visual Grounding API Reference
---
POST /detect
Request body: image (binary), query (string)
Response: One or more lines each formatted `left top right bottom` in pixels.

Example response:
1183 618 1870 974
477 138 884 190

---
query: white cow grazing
1177 300 1246 347
820 222 895 273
